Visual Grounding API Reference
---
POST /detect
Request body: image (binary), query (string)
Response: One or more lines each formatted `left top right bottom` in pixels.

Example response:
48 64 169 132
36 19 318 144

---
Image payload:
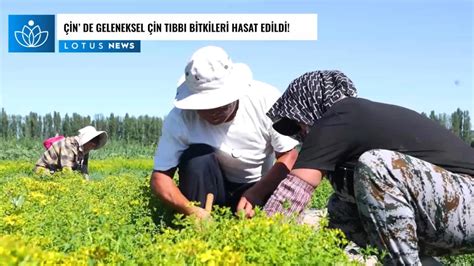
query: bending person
35 126 108 178
150 46 298 219
264 70 474 265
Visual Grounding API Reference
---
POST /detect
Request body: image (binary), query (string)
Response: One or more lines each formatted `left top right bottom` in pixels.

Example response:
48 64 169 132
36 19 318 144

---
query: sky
1 0 473 121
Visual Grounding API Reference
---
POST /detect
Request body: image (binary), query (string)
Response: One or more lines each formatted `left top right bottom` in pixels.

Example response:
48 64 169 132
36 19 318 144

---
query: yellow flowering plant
0 158 359 265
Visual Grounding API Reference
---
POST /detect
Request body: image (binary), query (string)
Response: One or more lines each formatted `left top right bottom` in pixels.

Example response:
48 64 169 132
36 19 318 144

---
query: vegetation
0 159 355 265
0 139 156 161
0 108 163 145
0 108 472 265
1 107 472 147
422 108 473 145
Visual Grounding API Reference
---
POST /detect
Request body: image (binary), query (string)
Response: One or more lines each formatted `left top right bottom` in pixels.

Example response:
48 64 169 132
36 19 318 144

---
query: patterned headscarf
267 70 357 135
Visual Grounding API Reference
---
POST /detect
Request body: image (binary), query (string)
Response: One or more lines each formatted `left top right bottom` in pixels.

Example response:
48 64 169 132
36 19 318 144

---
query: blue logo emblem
9 15 55 52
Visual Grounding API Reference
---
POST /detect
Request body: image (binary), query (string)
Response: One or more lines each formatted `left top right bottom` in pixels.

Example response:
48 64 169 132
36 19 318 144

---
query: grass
0 159 353 265
0 139 156 161
1 139 472 265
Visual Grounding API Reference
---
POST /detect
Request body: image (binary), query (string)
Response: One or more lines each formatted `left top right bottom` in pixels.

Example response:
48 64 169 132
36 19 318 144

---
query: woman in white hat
34 126 108 177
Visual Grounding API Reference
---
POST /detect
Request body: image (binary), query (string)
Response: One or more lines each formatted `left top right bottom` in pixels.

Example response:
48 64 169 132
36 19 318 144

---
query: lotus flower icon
14 20 49 48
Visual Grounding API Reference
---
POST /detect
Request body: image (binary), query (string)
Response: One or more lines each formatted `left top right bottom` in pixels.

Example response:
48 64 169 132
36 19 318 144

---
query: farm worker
34 126 108 178
262 70 474 265
150 46 299 219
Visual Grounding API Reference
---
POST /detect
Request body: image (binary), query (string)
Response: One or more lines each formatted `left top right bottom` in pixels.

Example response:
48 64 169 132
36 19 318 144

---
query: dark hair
272 117 301 136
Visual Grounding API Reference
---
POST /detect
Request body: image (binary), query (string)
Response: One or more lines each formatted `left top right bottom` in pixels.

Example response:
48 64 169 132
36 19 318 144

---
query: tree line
421 108 472 146
0 109 163 145
0 108 472 146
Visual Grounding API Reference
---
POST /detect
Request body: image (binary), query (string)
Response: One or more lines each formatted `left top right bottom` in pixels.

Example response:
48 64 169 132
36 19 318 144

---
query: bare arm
236 148 298 217
291 168 324 188
150 168 209 218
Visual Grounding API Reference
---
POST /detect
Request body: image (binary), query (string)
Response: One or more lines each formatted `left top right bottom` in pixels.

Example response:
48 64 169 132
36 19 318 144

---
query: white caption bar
57 14 317 41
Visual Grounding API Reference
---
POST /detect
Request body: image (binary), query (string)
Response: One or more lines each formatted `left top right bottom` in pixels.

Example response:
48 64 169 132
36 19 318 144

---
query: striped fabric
267 70 358 126
263 174 315 218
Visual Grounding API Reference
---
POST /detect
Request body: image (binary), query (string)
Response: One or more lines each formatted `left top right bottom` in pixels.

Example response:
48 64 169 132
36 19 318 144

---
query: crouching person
34 126 108 178
263 70 474 265
150 46 298 220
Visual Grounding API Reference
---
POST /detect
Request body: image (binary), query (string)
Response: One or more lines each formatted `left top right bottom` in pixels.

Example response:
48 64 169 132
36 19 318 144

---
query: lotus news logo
9 15 55 53
15 20 49 48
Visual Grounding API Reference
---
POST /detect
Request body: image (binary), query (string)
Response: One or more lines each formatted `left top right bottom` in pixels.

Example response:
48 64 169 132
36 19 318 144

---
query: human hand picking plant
189 193 214 220
236 188 265 218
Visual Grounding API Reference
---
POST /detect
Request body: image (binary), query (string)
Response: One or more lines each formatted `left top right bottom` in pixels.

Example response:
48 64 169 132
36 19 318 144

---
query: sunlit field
0 140 472 265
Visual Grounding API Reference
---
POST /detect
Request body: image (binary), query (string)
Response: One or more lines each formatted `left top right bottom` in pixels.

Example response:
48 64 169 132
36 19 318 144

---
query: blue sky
1 0 472 121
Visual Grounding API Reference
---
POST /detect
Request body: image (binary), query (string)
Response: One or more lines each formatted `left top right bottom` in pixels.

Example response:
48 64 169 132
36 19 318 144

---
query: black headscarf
267 70 358 136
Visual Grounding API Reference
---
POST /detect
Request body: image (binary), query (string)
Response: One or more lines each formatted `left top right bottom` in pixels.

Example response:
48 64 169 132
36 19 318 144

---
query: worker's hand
189 206 211 220
236 196 255 218
236 188 263 218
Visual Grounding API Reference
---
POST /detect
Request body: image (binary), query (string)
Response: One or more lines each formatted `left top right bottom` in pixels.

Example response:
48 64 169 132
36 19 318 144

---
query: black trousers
178 144 254 211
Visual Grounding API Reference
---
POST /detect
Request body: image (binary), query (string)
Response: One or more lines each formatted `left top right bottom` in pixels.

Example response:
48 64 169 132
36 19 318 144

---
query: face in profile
83 137 99 153
288 123 310 143
197 101 239 125
274 118 310 143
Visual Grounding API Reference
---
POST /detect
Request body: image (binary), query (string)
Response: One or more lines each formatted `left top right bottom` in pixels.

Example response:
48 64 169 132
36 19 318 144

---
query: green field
0 140 472 265
0 140 354 265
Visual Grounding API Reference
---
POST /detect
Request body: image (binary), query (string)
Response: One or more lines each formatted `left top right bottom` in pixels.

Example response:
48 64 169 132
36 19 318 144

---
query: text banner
57 14 317 41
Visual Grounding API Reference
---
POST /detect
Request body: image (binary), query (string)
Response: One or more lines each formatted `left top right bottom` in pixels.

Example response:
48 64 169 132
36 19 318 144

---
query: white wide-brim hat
174 46 253 110
78 126 108 150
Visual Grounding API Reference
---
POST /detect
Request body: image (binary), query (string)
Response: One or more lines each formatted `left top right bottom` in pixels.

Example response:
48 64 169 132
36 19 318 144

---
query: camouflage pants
328 149 474 265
